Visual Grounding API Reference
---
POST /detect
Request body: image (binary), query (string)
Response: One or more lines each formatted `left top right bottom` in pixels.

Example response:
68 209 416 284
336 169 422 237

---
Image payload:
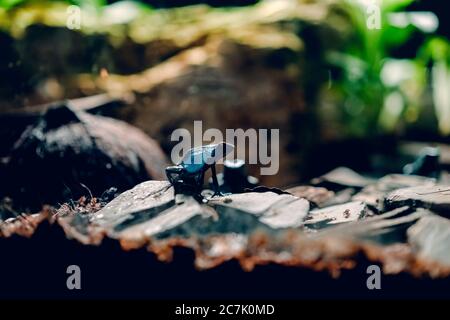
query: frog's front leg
165 166 183 184
165 165 187 195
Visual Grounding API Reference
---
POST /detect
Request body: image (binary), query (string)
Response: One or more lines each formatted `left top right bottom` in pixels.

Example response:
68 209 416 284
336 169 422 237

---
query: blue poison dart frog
165 142 234 200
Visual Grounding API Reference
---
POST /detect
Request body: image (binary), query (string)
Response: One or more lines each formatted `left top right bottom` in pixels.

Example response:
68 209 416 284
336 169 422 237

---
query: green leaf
381 0 415 12
0 0 26 10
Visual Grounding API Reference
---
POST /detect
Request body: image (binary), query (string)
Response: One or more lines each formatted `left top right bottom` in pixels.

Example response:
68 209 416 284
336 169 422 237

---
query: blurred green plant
325 0 448 137
1 0 447 137
419 37 450 135
0 0 106 9
0 0 25 10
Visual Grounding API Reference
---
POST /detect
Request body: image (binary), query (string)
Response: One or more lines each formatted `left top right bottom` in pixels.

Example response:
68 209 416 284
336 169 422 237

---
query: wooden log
385 185 450 217
311 167 375 190
353 174 436 209
408 215 450 266
304 201 368 230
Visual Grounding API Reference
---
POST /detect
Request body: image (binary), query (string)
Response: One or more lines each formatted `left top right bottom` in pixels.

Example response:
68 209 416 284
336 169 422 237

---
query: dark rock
403 146 440 178
1 104 167 211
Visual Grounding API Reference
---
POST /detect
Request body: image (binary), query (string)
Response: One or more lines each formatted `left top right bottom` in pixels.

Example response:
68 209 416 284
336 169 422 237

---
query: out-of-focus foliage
0 0 324 47
321 0 449 138
0 0 449 138
0 0 106 9
420 37 450 135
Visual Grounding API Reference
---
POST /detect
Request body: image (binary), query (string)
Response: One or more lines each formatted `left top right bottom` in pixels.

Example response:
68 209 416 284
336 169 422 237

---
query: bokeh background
0 0 449 192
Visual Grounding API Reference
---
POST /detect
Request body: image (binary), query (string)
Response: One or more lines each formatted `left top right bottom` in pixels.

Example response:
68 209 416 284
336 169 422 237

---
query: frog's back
180 143 234 173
